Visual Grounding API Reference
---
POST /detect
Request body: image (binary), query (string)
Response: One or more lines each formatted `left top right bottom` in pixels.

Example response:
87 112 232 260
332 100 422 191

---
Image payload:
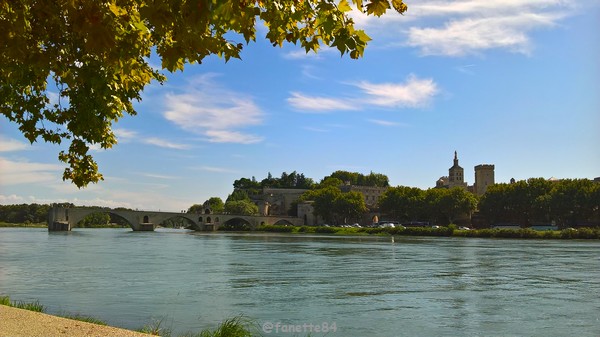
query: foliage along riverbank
1 295 256 337
0 221 47 228
252 224 600 240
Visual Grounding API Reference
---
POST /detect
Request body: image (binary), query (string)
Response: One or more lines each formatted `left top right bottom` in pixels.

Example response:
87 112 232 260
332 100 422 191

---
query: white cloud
350 0 575 56
196 166 240 174
0 157 61 186
114 128 138 141
0 136 28 152
288 74 438 112
407 13 560 56
287 92 359 112
368 119 406 127
408 1 572 56
142 137 191 150
114 128 191 149
354 75 438 108
0 194 25 204
163 74 264 144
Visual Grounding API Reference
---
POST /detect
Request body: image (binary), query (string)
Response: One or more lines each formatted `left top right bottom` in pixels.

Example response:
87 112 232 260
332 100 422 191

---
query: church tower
448 151 465 188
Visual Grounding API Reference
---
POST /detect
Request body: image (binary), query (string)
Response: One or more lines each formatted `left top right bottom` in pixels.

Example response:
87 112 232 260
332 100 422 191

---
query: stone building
339 184 388 207
436 151 468 190
436 151 495 195
252 188 308 216
474 164 495 196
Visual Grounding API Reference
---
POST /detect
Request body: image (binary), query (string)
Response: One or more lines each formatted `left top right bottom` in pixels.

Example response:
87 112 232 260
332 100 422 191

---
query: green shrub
314 226 337 234
257 225 294 233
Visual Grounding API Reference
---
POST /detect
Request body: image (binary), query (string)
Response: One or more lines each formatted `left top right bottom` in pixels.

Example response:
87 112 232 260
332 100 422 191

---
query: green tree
1 0 407 187
378 186 424 221
187 204 204 214
224 200 259 216
335 190 367 224
324 170 389 187
226 189 251 203
77 212 110 227
205 197 225 213
301 184 367 224
435 187 478 225
549 179 598 227
300 185 341 223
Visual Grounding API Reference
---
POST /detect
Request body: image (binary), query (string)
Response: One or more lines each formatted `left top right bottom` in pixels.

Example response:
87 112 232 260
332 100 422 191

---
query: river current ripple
0 228 598 336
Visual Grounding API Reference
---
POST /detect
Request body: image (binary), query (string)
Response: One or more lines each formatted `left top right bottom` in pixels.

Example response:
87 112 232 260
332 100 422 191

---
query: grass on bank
2 295 257 337
0 295 45 312
0 222 47 228
255 224 600 239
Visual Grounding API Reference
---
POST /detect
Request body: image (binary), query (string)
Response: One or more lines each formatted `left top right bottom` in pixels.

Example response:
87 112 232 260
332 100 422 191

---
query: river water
0 228 598 336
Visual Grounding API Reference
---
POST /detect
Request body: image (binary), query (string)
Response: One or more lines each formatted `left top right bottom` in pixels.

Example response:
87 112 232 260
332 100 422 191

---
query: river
0 228 598 336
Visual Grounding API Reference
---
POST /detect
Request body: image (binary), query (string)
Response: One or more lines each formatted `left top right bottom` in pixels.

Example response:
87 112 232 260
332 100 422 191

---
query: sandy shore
0 305 154 337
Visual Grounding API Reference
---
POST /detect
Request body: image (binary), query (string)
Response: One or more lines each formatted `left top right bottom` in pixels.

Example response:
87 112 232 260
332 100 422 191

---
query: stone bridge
47 206 303 231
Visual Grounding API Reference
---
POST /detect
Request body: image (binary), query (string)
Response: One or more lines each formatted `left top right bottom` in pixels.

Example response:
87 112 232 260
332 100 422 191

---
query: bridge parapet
48 206 304 232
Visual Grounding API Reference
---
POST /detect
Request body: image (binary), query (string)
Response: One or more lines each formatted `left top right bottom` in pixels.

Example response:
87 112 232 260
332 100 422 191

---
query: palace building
436 151 495 196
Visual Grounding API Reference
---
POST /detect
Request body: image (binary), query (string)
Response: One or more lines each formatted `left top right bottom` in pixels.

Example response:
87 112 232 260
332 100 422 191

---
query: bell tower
448 151 465 187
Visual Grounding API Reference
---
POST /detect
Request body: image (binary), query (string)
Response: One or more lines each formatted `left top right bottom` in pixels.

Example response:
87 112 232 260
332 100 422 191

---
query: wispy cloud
196 166 240 174
354 75 438 108
367 119 407 127
303 126 329 132
114 128 138 141
0 136 28 152
142 137 191 150
407 13 560 56
141 173 178 180
351 0 576 56
288 74 438 112
287 92 358 112
0 157 61 185
164 74 264 144
114 128 190 149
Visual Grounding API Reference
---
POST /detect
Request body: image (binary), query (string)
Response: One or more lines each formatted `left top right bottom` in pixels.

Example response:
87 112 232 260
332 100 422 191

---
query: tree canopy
479 178 600 227
322 170 389 187
1 0 407 188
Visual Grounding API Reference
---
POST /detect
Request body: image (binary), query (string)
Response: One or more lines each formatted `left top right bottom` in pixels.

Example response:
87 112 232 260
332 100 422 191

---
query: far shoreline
2 223 599 240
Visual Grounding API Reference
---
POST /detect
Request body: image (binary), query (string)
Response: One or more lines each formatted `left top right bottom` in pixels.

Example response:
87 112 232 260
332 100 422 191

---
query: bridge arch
221 217 253 231
273 219 295 226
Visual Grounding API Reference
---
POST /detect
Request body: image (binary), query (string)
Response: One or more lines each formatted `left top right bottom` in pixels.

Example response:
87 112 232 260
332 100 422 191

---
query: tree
187 204 204 214
205 197 225 213
76 212 110 227
1 0 407 187
435 187 477 225
378 186 424 221
300 184 367 224
324 170 389 187
226 189 251 203
224 200 259 216
335 190 367 224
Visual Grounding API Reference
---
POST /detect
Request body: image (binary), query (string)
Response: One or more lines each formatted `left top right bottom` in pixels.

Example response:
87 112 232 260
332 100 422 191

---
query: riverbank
0 305 154 337
253 224 600 239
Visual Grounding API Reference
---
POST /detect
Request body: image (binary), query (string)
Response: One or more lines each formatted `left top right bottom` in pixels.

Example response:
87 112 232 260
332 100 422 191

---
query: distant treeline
0 203 132 227
0 203 54 223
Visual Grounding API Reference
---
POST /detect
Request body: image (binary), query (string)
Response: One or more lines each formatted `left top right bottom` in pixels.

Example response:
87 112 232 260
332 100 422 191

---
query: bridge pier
134 223 155 231
49 221 71 231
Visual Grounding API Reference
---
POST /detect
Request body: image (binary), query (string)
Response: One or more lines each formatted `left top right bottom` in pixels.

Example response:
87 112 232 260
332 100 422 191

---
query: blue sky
1 0 599 211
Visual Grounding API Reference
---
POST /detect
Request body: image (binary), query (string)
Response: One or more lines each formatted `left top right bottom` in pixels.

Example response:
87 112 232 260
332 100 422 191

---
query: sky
1 0 599 212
